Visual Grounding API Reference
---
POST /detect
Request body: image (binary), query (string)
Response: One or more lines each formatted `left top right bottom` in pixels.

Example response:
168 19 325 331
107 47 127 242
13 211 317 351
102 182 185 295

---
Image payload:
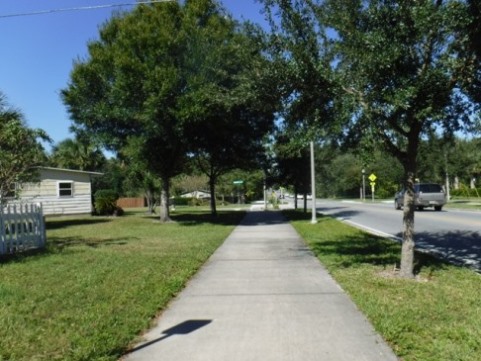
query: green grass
0 208 245 361
284 210 481 361
446 198 481 210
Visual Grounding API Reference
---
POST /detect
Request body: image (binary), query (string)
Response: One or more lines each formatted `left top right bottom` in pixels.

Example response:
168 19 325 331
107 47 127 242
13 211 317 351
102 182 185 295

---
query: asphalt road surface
298 198 481 272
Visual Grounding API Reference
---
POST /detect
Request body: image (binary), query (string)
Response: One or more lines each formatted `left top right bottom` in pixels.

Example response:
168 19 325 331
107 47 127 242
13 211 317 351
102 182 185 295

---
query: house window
58 182 73 197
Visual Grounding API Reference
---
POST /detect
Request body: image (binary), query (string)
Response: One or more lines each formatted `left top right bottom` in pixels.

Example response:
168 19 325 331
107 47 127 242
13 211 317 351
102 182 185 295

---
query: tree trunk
303 192 307 213
400 170 416 278
159 177 172 223
294 187 298 209
145 189 155 214
209 177 217 217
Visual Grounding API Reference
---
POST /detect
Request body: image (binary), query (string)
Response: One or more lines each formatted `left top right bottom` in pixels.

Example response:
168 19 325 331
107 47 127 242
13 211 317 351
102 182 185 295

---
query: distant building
180 191 211 199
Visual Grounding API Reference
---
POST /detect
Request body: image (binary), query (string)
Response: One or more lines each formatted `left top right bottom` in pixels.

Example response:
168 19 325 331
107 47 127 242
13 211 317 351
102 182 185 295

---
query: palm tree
0 91 49 203
50 138 106 171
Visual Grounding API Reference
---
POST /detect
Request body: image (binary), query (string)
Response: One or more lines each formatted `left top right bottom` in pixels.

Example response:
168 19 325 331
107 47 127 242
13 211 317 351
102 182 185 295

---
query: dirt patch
377 267 430 282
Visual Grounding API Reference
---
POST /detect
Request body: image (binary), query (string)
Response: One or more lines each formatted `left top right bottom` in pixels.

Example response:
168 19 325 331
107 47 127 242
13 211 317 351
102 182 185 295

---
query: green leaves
0 92 49 203
50 138 106 172
62 0 277 218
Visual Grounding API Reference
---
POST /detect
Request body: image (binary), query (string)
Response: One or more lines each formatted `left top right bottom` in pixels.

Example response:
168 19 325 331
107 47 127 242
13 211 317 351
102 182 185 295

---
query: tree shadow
395 230 481 272
144 210 247 227
47 236 133 250
316 207 362 219
239 211 289 226
0 236 133 264
283 210 450 274
282 209 313 221
309 232 401 268
46 218 111 230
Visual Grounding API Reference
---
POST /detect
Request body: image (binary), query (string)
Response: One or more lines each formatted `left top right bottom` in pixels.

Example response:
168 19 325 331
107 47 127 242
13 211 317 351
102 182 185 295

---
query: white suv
394 183 446 211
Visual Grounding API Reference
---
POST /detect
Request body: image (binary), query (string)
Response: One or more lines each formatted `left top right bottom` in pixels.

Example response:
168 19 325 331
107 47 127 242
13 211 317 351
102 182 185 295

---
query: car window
418 184 443 193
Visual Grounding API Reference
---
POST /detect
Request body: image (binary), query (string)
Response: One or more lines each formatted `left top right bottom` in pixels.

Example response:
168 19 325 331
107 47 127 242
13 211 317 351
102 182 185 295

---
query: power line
0 0 175 19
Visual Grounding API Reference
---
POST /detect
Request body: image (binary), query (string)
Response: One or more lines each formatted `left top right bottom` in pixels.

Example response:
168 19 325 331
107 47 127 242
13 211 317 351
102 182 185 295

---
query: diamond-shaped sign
368 173 377 182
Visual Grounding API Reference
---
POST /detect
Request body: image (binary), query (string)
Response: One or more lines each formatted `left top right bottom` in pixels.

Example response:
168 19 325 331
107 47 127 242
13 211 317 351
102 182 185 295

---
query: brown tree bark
159 177 172 223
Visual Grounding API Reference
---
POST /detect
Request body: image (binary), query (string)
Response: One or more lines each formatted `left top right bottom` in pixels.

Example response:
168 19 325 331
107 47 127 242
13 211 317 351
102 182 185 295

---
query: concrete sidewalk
122 211 398 361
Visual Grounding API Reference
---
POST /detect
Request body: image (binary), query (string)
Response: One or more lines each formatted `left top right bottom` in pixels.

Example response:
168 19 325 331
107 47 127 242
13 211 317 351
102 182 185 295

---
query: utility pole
310 141 317 224
445 151 450 201
362 169 366 201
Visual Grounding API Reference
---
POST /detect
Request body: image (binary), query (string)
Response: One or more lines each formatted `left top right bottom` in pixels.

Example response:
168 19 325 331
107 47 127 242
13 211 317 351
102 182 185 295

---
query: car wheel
395 200 401 210
434 206 443 211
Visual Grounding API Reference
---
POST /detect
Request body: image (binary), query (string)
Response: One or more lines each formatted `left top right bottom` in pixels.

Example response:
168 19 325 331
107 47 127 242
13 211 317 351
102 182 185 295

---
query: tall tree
62 0 238 222
463 0 481 104
119 136 161 214
324 0 479 278
50 137 106 171
0 92 49 204
273 132 311 211
264 0 480 278
181 19 277 216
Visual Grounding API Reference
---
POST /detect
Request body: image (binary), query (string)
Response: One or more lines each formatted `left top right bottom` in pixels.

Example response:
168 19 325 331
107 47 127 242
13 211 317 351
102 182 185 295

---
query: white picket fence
0 203 46 255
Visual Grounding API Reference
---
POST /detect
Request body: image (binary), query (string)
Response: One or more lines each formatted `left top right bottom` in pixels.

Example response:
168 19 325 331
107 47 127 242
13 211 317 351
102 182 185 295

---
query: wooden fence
117 197 146 208
0 203 46 255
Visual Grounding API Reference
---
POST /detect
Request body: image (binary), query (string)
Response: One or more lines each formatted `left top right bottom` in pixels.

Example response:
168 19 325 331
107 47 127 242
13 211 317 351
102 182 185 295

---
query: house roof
37 166 103 176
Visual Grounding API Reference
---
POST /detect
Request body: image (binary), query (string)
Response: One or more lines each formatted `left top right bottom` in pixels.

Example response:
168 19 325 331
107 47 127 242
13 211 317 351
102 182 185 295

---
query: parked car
394 183 446 211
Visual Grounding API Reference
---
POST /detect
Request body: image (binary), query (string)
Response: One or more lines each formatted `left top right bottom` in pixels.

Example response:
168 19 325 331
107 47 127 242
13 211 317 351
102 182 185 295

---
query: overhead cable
0 0 175 19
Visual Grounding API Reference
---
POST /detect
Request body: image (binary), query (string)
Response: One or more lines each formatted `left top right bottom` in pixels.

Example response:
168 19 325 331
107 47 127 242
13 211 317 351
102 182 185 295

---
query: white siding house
18 167 102 216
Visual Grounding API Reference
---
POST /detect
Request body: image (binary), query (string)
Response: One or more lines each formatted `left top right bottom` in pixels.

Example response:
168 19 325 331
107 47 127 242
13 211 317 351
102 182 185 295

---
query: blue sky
0 0 268 152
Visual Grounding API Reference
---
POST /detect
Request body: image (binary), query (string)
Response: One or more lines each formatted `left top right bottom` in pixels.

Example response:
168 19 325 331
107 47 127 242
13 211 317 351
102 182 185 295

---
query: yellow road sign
368 173 377 182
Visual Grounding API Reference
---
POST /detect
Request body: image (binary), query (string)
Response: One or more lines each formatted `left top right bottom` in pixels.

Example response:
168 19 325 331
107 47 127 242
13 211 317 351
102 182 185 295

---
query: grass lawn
285 210 481 361
446 198 481 211
0 208 245 361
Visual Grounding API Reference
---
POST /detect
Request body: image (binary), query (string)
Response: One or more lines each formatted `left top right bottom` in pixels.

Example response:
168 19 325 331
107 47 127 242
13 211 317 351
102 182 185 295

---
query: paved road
304 199 481 271
121 211 398 361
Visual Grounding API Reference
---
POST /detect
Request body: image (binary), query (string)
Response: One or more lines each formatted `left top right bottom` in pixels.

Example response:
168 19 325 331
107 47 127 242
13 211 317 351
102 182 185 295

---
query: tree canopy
0 92 49 204
50 137 106 172
62 0 276 219
262 0 481 278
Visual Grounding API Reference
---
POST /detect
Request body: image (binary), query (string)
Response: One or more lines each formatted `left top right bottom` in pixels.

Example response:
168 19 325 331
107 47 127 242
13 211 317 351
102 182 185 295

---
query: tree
264 0 480 278
50 137 106 171
178 14 277 216
447 137 481 187
323 0 480 278
0 92 49 204
62 0 276 220
273 133 311 211
119 136 161 214
463 0 481 104
62 0 228 222
260 0 337 210
172 174 209 196
92 158 126 197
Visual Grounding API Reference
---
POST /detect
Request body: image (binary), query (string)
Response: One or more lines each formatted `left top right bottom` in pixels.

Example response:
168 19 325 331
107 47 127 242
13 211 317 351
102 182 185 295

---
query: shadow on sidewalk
240 211 288 226
124 320 212 356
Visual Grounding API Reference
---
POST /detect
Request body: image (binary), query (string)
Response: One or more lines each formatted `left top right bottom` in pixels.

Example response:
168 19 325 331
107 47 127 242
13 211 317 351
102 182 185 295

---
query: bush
94 189 123 216
450 187 481 198
170 197 208 207
171 197 189 206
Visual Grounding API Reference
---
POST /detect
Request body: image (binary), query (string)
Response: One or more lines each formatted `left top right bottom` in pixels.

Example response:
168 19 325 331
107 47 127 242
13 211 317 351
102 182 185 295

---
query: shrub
450 187 481 198
94 189 123 216
171 197 189 206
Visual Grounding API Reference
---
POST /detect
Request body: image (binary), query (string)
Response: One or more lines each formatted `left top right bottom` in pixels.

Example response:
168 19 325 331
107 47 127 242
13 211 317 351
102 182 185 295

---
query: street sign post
368 173 376 201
